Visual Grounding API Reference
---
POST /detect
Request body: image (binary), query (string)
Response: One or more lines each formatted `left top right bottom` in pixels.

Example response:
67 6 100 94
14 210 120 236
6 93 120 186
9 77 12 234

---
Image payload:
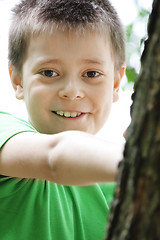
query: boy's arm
0 131 123 185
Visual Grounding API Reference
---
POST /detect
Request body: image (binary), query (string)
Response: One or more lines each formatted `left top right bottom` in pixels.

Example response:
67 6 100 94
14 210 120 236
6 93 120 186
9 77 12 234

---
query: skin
0 30 125 185
11 30 124 134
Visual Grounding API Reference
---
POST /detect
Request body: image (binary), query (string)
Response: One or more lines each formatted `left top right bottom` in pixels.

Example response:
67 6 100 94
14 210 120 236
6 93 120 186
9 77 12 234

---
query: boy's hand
0 131 124 185
49 131 124 185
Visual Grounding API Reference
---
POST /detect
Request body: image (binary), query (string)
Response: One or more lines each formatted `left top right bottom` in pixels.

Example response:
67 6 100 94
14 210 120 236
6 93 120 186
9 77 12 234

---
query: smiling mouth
53 111 83 118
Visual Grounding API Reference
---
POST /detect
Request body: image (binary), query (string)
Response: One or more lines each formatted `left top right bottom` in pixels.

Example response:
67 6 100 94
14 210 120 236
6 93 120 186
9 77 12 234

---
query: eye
40 70 58 78
83 71 101 78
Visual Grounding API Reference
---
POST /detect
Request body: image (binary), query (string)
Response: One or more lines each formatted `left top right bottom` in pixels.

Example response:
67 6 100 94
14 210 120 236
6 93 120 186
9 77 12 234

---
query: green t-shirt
0 111 115 240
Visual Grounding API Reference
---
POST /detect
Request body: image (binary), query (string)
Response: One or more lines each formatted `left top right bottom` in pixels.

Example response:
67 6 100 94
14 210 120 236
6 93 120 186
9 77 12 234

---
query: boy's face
10 30 124 134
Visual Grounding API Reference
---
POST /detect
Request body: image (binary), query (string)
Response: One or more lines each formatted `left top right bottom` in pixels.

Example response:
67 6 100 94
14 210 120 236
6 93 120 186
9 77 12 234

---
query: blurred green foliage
125 0 152 86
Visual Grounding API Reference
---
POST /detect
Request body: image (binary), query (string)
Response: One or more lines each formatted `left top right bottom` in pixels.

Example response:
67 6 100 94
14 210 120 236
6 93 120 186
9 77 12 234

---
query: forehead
25 29 114 63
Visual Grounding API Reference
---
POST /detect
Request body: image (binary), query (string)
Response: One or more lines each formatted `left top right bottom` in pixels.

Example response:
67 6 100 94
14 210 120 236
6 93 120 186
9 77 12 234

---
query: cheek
23 86 48 116
93 85 113 109
92 84 114 128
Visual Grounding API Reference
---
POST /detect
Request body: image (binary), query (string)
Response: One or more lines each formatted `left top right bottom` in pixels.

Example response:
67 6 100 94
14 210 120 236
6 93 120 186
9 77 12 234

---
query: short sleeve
0 111 37 148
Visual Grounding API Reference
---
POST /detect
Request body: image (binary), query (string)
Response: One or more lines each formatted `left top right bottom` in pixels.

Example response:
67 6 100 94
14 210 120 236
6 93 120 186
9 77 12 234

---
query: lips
53 111 83 118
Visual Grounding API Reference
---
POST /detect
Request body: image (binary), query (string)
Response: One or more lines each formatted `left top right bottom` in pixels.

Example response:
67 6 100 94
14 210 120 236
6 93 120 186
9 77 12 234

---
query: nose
58 77 85 100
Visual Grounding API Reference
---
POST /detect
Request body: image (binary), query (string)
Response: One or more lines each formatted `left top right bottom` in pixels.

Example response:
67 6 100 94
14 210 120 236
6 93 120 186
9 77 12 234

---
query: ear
113 64 126 103
9 65 24 100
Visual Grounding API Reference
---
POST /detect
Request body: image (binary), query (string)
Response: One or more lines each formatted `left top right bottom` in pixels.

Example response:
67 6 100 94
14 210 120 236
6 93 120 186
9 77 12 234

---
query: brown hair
8 0 125 72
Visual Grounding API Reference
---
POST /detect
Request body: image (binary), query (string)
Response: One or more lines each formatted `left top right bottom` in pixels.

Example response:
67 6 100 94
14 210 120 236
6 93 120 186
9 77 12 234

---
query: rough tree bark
105 0 160 239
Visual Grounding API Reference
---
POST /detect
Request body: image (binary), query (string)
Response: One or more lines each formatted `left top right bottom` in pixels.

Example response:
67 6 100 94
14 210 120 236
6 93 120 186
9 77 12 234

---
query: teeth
55 111 82 118
56 111 64 116
70 112 77 117
64 112 71 117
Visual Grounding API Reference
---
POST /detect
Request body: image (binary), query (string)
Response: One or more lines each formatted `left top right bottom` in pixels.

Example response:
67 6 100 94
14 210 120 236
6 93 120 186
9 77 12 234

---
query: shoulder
0 111 37 149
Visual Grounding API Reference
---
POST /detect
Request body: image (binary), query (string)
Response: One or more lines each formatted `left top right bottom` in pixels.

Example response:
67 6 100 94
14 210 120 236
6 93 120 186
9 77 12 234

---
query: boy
0 0 125 239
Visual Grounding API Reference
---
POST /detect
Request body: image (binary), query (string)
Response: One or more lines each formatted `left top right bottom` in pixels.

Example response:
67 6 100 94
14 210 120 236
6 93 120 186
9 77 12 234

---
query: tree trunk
105 0 160 239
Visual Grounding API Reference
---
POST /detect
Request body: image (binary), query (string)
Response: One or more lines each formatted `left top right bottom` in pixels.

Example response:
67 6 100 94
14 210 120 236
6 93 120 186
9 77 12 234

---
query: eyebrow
34 59 63 66
79 58 106 65
31 59 64 72
32 58 105 70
